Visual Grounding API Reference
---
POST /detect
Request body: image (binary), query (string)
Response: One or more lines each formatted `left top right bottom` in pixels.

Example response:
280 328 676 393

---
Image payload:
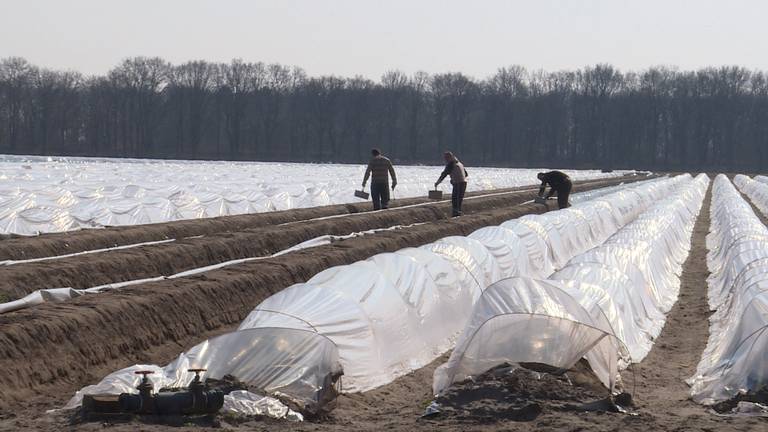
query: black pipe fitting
117 369 224 415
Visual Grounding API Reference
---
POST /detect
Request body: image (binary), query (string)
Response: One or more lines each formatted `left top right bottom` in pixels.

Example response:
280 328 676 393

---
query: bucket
354 190 370 199
428 189 443 200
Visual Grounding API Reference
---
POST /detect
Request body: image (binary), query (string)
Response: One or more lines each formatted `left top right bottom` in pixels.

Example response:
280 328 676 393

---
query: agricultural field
0 162 765 432
5 1 768 430
0 155 628 236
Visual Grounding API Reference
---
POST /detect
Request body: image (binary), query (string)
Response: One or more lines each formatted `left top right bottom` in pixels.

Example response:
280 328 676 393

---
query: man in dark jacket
362 148 397 210
435 151 468 217
537 170 572 209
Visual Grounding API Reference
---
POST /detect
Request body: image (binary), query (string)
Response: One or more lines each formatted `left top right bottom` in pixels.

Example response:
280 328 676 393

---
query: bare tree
3 57 768 172
0 57 37 152
168 61 216 156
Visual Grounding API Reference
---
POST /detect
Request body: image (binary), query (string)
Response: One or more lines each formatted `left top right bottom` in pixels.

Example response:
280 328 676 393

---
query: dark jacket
538 170 571 196
364 155 397 185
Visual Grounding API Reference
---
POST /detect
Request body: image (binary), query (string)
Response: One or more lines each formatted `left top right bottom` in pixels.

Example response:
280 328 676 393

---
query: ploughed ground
3 176 762 431
0 176 643 300
0 176 636 413
0 178 643 262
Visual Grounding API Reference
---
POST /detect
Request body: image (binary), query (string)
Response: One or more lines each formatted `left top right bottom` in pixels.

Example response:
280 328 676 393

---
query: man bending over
537 170 572 209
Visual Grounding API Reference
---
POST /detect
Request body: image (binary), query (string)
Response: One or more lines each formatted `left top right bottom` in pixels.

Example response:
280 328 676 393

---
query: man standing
362 148 397 210
435 151 468 217
537 170 572 209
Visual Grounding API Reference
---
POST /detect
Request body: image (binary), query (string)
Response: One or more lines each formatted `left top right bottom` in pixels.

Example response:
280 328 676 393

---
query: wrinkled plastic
64 328 341 414
738 174 768 219
553 174 707 363
0 287 82 313
67 175 686 414
689 175 768 405
222 390 303 421
244 175 691 394
0 155 631 235
239 251 481 392
434 174 708 395
432 277 622 394
467 226 531 279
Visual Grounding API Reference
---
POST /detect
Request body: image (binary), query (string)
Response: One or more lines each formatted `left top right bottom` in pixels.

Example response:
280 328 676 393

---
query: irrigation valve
90 368 227 416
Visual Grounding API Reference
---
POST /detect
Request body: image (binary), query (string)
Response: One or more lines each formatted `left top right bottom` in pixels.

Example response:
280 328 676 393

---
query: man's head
537 172 545 181
371 148 381 157
443 151 454 163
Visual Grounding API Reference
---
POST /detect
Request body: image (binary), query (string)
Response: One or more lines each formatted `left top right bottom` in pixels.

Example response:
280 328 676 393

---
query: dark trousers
451 182 467 217
556 180 572 209
370 182 390 210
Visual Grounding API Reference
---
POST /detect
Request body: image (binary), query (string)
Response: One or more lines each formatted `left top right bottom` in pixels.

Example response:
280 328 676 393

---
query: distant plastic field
0 155 630 235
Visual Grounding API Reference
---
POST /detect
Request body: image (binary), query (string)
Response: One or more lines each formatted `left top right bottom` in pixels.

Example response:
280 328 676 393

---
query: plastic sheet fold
0 155 631 235
68 175 692 415
64 328 341 415
689 175 768 405
433 174 708 395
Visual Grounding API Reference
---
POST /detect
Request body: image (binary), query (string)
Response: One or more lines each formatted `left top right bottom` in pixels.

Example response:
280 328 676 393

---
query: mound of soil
0 176 642 299
711 387 768 414
0 183 577 261
433 361 612 423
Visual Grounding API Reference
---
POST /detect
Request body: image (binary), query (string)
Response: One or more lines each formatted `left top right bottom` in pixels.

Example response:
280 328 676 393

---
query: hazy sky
2 0 767 79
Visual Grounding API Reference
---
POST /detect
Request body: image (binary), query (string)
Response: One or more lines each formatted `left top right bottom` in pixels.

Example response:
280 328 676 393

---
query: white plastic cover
553 174 708 362
0 155 631 235
222 391 303 421
245 175 688 393
64 328 342 414
690 175 768 405
432 277 622 394
467 226 531 279
0 287 82 313
433 174 708 395
68 175 685 414
737 174 768 219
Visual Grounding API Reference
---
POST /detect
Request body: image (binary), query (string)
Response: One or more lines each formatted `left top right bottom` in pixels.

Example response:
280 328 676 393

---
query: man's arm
388 160 397 187
362 163 372 186
538 181 547 197
435 162 452 186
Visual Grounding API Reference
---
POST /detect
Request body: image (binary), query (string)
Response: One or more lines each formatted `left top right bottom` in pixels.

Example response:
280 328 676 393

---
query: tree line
1 56 767 171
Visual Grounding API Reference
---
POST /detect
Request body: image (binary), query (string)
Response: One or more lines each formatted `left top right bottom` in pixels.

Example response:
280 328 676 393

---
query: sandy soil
3 176 761 431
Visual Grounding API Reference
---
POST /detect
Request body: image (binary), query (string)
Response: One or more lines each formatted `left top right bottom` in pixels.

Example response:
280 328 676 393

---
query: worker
362 148 397 210
435 151 468 217
537 170 572 209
